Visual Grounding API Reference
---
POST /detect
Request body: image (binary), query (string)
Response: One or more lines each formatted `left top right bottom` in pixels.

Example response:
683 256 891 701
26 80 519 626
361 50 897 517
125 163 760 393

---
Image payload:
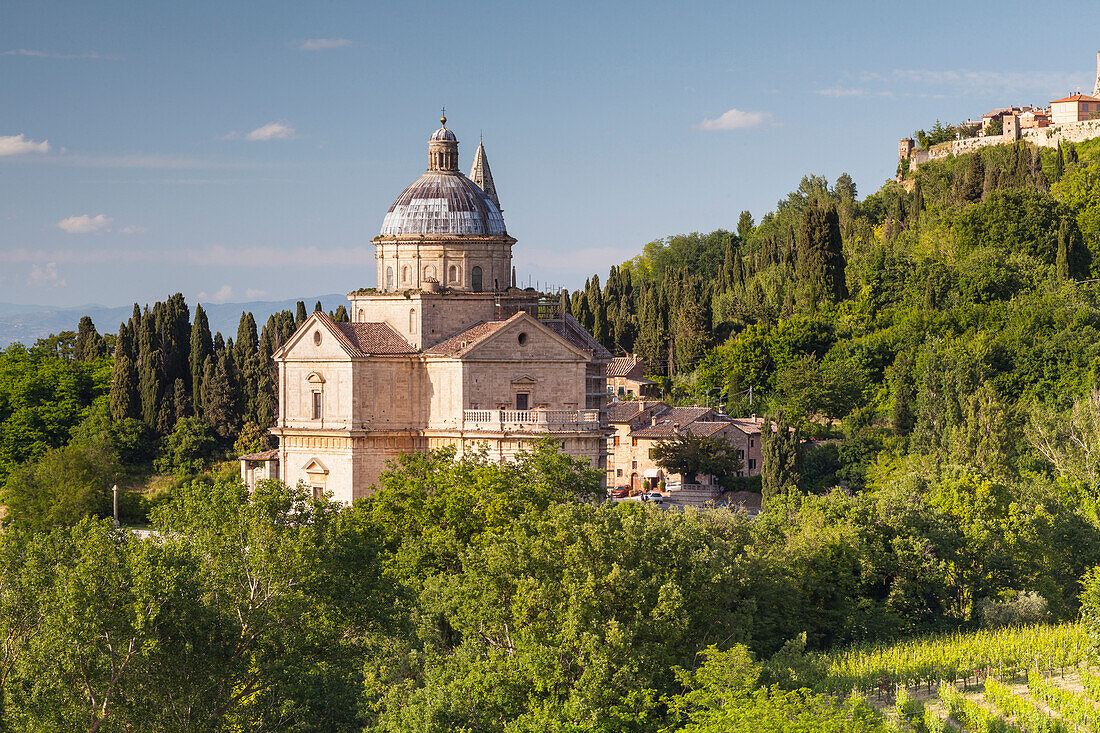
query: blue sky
3 0 1099 308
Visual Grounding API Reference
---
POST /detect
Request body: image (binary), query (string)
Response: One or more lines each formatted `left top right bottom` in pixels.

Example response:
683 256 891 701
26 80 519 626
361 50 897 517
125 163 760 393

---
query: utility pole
112 484 120 527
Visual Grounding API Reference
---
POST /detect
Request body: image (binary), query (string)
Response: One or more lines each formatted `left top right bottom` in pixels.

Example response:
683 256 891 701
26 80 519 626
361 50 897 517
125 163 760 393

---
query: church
240 116 611 502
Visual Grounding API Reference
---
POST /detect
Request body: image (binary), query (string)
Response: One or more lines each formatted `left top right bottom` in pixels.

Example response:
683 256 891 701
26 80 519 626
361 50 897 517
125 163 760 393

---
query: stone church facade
241 117 610 502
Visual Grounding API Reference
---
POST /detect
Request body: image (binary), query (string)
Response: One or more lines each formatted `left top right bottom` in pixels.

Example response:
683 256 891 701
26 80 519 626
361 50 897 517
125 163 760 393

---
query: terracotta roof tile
332 321 417 356
606 356 642 377
423 319 510 356
606 400 667 423
1051 94 1100 103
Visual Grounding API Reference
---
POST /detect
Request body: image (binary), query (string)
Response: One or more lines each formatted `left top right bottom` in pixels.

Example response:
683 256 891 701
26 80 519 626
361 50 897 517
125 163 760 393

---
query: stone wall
906 118 1100 172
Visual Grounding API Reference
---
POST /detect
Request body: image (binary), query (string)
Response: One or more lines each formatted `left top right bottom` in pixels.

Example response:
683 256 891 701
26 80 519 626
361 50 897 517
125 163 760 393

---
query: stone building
241 116 611 502
604 355 658 400
605 401 765 493
1050 94 1100 125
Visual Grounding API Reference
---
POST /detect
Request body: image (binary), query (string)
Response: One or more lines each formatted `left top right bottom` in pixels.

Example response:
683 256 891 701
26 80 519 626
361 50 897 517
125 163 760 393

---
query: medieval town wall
904 118 1100 172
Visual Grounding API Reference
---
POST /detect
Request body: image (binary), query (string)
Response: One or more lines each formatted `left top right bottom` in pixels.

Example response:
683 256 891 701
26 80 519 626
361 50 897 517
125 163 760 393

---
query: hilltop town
899 52 1100 175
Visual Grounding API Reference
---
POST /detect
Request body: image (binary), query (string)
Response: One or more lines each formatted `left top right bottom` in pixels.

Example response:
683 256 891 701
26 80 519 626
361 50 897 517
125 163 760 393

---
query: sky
3 0 1100 309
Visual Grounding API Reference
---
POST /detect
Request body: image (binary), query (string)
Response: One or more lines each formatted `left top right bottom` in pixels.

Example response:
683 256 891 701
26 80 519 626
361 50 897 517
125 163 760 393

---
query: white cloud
57 214 113 234
694 108 773 131
298 38 352 51
0 134 50 156
833 68 1085 99
245 121 296 141
1 49 119 60
27 263 65 288
246 288 267 299
197 285 234 303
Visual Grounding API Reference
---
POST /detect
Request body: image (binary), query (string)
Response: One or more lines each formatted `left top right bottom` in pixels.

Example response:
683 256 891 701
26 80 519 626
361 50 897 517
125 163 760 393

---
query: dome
380 171 507 236
430 126 457 142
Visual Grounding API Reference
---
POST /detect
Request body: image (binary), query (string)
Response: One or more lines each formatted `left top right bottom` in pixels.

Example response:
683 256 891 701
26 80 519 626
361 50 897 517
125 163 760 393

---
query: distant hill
0 294 349 347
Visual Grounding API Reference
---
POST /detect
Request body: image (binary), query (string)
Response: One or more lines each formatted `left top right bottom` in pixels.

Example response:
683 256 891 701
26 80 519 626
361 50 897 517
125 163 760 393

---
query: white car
641 491 665 504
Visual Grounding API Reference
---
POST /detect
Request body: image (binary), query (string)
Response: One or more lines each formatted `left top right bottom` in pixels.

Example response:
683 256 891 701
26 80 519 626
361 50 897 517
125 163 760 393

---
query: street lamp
112 484 119 528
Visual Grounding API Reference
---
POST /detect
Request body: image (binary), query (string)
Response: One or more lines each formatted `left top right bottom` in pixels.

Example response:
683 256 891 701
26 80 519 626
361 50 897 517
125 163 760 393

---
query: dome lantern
428 114 459 172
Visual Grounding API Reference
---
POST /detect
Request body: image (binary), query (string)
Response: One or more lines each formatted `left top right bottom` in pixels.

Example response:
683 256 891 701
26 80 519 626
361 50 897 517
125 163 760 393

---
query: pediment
511 374 538 385
302 457 329 474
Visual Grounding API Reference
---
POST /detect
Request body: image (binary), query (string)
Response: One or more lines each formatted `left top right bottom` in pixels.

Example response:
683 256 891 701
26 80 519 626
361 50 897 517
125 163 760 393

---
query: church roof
423 319 511 356
379 171 507 237
380 119 507 238
331 321 417 356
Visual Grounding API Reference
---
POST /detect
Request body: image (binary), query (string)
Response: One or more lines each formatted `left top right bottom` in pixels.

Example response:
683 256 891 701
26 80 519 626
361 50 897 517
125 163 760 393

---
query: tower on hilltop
1094 51 1100 97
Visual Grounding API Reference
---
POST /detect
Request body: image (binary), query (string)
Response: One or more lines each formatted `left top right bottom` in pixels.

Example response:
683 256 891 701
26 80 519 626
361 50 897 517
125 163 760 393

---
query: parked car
641 491 664 504
610 486 631 498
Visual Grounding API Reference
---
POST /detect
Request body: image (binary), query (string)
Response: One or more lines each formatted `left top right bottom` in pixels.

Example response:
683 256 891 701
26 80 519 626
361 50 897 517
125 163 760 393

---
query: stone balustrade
462 409 600 432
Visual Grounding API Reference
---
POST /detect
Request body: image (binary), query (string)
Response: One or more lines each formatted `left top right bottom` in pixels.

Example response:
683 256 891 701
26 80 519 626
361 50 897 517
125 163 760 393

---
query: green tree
652 432 742 485
737 210 755 238
961 152 985 203
760 415 801 500
73 316 104 362
0 440 121 531
109 326 141 423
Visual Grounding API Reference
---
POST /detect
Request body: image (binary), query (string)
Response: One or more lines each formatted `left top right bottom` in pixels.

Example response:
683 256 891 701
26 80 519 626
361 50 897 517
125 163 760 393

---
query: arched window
409 308 417 334
402 266 410 284
385 267 393 291
472 266 483 292
448 265 458 283
424 265 436 281
357 309 365 322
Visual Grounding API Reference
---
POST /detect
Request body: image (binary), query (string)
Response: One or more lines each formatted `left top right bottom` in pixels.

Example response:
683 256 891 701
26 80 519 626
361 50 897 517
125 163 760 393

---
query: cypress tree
1068 142 1078 164
1056 222 1070 281
592 298 608 348
162 293 191 390
796 202 847 306
1054 144 1065 181
909 178 924 223
981 165 998 200
720 238 736 291
761 415 802 502
314 300 322 313
173 377 191 419
204 350 240 438
613 293 636 353
73 316 103 362
331 305 349 322
295 301 308 327
109 322 140 421
213 332 225 354
190 304 213 411
1013 143 1029 184
559 289 571 317
962 153 984 202
1030 148 1048 192
236 312 258 357
139 347 163 429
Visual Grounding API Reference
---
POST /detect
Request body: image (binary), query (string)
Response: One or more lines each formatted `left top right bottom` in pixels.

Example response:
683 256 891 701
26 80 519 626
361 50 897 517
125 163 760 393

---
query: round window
313 331 322 346
517 332 528 346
